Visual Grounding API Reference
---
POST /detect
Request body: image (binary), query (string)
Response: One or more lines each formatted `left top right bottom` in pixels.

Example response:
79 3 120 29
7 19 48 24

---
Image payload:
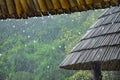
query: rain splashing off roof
60 6 120 71
0 0 120 19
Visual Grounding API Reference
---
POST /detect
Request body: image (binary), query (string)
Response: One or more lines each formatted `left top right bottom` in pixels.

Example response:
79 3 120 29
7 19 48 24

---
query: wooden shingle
60 6 120 71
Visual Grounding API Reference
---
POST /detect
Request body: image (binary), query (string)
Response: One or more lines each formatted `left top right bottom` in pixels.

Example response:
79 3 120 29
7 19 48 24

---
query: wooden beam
91 62 102 80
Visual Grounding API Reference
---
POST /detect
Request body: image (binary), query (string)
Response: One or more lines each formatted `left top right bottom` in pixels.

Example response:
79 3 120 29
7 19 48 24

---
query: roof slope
60 6 120 71
0 0 119 19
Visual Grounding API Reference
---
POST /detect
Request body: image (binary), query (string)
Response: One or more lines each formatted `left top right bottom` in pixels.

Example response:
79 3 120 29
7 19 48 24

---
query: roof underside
0 0 120 19
60 6 120 71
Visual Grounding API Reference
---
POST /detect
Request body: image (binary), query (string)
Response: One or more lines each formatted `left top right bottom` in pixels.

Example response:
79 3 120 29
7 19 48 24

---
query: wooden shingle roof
0 0 120 19
60 6 120 71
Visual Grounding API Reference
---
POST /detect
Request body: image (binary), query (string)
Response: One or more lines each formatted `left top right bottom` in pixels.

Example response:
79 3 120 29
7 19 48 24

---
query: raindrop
72 75 75 78
52 47 55 50
112 22 114 24
42 17 44 20
101 9 105 11
65 14 68 16
22 30 25 33
61 14 64 16
78 12 80 16
100 49 103 51
7 19 11 21
12 25 16 28
27 35 31 38
47 16 50 18
5 19 9 21
0 54 2 57
72 46 75 50
33 40 37 43
110 12 112 14
59 45 61 48
25 21 28 25
72 20 74 22
0 19 4 21
16 19 20 21
64 46 67 49
25 44 27 47
97 55 100 58
78 32 81 35
47 66 50 69
101 27 104 30
50 16 53 19
33 17 37 19
94 10 98 12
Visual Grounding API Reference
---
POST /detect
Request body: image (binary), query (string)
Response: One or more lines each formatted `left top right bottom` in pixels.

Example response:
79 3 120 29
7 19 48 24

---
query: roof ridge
71 45 120 53
81 30 120 41
98 6 120 19
90 12 120 29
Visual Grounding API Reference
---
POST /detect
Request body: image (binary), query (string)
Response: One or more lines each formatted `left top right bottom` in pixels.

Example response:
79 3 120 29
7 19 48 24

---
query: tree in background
0 10 103 80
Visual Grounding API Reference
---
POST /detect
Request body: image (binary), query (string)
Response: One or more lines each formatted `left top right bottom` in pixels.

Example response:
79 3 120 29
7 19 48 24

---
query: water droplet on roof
100 49 103 51
102 27 104 30
97 55 100 58
112 22 114 24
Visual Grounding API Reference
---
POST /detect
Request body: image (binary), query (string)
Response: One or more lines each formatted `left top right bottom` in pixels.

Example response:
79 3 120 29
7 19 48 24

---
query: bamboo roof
60 6 120 71
0 0 120 19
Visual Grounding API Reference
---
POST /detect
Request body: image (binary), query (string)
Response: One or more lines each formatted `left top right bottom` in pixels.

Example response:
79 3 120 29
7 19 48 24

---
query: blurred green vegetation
0 10 103 80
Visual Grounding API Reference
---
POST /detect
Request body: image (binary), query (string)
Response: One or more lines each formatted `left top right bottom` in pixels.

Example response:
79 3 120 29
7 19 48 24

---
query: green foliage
12 71 34 80
0 10 103 80
65 71 91 80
